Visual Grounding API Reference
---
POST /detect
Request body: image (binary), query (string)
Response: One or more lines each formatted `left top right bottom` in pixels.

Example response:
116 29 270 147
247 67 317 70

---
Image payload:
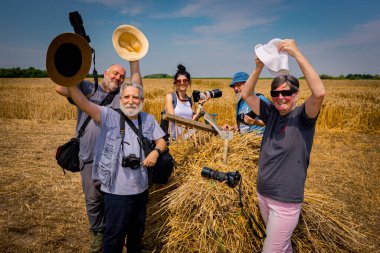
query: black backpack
160 92 193 141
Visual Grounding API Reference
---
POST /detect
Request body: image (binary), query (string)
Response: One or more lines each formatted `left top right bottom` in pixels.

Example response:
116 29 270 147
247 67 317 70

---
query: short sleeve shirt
237 94 270 133
95 108 165 195
257 100 318 202
76 80 119 161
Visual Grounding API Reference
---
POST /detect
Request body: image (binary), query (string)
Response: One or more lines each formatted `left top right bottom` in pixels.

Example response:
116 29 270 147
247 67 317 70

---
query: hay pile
148 132 368 253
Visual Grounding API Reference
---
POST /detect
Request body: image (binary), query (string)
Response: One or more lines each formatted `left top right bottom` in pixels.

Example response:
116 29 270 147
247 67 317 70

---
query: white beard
119 101 143 117
235 93 242 101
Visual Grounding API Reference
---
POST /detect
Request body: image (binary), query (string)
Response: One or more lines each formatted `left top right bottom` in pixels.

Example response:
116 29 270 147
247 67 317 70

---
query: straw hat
112 25 149 61
46 33 92 87
255 38 289 76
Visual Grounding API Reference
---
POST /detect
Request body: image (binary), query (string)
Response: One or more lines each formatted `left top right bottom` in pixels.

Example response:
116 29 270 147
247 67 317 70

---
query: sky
1 0 380 78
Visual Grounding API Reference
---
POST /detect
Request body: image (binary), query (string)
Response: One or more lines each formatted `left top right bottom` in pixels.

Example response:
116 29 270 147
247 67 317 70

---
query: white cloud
81 0 147 16
308 18 380 49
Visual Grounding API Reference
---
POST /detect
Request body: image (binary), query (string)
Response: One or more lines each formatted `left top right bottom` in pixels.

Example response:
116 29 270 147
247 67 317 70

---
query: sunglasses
270 89 297 97
174 79 189 85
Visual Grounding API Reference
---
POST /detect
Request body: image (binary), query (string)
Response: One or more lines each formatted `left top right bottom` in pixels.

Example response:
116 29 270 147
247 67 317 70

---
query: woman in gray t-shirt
241 39 326 253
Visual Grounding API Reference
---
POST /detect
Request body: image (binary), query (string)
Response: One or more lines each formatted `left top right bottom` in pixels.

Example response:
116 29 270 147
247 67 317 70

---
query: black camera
122 154 140 169
69 11 91 43
192 89 222 103
201 167 241 188
238 110 257 124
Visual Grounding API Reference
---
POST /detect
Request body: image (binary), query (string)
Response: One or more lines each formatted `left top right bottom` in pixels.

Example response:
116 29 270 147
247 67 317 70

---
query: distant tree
320 74 334 79
144 73 172 78
0 67 48 77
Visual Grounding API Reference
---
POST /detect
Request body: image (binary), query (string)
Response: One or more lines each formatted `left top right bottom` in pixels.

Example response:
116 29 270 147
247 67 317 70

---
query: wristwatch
154 148 162 156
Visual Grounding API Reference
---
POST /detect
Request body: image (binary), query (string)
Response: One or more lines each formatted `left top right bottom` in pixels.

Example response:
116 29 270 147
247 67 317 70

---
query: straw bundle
148 132 367 253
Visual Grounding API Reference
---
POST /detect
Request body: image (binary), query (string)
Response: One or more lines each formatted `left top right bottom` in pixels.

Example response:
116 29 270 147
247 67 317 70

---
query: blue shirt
236 93 270 134
76 80 120 162
93 108 165 195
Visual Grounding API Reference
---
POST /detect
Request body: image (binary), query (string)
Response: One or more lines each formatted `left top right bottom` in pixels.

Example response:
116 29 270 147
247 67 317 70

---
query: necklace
176 91 189 102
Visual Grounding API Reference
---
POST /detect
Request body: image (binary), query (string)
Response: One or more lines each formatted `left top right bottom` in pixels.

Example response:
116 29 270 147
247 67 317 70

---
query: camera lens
201 167 212 178
209 89 222 99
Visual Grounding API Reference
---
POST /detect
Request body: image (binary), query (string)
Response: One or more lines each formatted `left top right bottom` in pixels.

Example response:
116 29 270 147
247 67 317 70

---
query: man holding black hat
55 61 141 252
222 71 270 134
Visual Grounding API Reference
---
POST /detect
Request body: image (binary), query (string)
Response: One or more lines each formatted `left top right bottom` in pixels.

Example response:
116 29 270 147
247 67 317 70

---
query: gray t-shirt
75 81 119 162
257 100 318 203
93 108 165 195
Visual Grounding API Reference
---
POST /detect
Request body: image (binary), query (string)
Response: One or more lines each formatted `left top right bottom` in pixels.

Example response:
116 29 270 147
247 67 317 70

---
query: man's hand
243 115 256 125
143 150 159 167
221 124 237 131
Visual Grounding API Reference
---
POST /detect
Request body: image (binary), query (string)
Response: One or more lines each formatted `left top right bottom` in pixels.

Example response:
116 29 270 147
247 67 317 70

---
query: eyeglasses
174 79 189 85
270 89 297 97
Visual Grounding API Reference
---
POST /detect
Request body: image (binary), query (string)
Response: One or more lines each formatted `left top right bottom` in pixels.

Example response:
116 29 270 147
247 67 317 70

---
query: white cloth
255 38 289 76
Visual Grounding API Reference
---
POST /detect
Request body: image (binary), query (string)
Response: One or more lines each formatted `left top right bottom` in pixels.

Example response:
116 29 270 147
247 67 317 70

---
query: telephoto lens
201 166 227 181
192 89 223 102
201 167 241 188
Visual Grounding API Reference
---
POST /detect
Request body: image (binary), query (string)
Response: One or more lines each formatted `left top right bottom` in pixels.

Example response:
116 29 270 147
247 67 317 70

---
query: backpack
160 92 193 141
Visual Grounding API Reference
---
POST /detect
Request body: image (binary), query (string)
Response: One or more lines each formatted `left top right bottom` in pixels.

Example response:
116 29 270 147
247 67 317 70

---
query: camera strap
236 180 266 239
77 93 116 138
115 110 146 158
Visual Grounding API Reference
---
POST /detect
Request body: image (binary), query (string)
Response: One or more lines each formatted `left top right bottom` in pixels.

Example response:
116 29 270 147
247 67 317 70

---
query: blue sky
1 0 379 78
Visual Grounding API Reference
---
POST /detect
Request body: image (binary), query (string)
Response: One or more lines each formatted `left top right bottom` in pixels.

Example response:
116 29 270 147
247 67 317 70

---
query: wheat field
0 78 379 252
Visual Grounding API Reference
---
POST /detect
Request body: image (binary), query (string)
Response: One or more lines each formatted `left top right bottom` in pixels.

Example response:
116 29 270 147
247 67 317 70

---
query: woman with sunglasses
241 39 326 253
164 64 208 139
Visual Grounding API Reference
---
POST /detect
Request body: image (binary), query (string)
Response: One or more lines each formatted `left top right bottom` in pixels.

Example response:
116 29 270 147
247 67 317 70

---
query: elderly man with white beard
66 81 166 253
55 62 141 252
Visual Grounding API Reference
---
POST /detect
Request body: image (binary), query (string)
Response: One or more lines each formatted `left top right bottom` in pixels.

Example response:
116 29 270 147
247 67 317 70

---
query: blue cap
230 72 249 87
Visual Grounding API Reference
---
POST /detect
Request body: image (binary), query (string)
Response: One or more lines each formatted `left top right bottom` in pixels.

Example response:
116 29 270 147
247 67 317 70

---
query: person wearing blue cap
222 71 270 134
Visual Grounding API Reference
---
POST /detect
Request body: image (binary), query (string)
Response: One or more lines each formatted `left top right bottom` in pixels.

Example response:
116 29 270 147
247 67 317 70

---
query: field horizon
0 78 379 252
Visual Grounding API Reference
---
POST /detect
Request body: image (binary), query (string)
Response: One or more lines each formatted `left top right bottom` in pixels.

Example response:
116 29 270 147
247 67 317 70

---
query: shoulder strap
171 92 177 108
77 92 117 138
187 95 193 107
115 110 151 156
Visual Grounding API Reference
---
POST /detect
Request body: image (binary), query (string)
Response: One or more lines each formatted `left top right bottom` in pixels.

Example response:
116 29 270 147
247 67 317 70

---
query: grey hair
119 82 144 99
271 75 299 91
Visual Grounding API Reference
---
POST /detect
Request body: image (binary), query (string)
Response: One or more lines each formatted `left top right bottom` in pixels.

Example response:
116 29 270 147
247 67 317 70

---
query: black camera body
238 110 257 124
122 154 140 169
192 89 222 103
69 11 91 43
201 167 241 188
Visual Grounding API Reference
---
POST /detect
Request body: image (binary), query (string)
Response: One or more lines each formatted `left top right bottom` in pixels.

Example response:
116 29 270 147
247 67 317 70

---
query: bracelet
154 148 162 156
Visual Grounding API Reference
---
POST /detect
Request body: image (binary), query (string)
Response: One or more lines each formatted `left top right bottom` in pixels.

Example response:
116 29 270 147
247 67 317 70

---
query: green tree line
0 67 379 79
0 67 48 77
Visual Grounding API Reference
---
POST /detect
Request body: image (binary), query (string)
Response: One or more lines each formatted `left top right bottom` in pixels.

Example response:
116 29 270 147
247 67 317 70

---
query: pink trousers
257 192 302 253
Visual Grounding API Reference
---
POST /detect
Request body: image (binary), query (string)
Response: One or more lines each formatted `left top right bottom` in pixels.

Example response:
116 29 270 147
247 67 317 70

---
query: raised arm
278 39 326 118
130 60 142 86
66 86 102 123
240 58 264 116
55 85 70 97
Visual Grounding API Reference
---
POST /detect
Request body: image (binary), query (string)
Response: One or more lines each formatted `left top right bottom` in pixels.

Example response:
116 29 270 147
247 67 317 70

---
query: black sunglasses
270 89 297 97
